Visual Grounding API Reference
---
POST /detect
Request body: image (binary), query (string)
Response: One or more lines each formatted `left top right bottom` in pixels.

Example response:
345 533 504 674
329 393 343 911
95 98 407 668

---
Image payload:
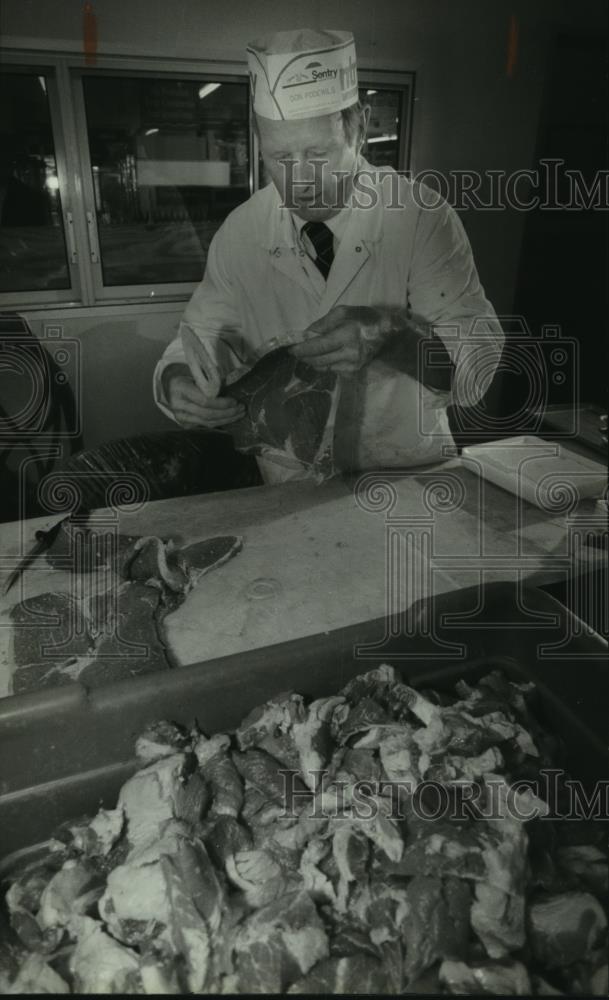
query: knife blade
3 516 75 597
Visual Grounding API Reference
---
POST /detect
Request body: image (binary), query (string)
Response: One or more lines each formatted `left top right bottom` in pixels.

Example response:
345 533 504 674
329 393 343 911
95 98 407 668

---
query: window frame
0 50 415 311
359 69 415 174
71 62 254 304
0 54 87 309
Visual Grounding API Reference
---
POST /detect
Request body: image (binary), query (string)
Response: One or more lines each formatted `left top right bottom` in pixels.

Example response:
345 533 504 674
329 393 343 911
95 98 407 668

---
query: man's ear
359 104 372 151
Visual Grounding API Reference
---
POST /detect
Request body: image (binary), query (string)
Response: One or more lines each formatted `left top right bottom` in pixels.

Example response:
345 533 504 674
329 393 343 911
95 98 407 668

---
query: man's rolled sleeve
407 189 504 409
153 336 189 422
152 227 247 420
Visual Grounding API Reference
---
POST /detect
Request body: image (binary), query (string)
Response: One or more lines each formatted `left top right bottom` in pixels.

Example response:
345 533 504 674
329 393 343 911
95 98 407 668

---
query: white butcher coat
153 160 504 483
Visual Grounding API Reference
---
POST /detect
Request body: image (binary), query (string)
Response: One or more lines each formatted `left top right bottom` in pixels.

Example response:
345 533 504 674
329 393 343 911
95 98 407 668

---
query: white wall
1 0 606 451
21 308 182 451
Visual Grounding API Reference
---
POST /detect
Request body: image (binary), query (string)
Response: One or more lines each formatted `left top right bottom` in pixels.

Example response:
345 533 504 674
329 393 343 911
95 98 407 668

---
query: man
153 28 504 483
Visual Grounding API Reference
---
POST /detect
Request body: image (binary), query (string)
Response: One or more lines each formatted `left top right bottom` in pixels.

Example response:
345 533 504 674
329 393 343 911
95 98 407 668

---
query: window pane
0 72 70 293
82 76 250 286
361 87 406 169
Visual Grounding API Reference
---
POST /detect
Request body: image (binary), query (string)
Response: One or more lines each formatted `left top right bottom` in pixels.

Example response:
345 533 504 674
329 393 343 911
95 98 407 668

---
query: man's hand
290 306 391 374
164 366 245 429
290 306 455 391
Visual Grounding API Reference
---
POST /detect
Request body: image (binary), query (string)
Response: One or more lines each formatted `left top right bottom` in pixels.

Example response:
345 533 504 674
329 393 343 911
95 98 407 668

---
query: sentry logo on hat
247 28 359 121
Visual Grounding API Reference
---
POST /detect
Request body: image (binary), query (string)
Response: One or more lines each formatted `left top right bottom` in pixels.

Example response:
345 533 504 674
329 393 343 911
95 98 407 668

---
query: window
0 55 414 309
0 70 70 294
80 75 251 288
362 82 412 170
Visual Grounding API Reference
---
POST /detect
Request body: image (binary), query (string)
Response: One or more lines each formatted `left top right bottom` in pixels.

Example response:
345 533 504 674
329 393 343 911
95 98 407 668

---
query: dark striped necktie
302 221 335 280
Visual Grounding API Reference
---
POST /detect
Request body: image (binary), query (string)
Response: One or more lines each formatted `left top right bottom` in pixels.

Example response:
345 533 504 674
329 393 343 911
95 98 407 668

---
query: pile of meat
1 666 607 994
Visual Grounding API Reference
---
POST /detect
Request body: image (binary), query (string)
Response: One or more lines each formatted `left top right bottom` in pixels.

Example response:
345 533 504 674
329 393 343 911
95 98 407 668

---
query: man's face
257 111 359 221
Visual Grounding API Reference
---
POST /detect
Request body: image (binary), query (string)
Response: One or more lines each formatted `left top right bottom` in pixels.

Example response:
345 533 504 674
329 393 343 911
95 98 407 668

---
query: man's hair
341 101 368 148
253 101 368 149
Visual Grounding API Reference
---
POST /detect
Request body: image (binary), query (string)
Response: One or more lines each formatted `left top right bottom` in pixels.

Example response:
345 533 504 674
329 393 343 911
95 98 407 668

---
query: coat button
355 245 362 252
274 248 281 257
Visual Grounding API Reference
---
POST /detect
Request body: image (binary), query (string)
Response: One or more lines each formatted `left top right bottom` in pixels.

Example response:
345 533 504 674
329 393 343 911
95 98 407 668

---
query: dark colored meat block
182 536 243 578
44 524 243 587
10 592 95 695
11 660 83 696
224 347 339 480
43 521 141 574
288 953 395 994
11 592 92 665
80 583 170 688
402 876 471 983
9 585 169 694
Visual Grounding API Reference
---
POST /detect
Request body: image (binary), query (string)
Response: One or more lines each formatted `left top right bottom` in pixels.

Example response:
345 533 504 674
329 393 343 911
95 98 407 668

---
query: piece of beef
81 582 171 686
224 347 340 481
205 816 253 869
527 891 608 970
44 521 242 584
9 533 244 695
68 916 143 993
439 958 531 995
194 734 244 818
288 953 397 994
135 721 192 766
89 535 244 671
233 890 328 993
9 591 96 694
232 748 307 810
401 876 472 984
182 536 243 581
5 953 70 994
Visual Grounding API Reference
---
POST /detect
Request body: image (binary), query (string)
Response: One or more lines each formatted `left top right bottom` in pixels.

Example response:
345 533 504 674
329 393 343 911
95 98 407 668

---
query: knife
3 515 76 597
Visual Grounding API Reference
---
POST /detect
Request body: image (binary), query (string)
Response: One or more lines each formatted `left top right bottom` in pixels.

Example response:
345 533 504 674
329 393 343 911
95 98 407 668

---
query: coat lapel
319 162 384 312
263 190 318 296
267 244 315 295
320 238 371 312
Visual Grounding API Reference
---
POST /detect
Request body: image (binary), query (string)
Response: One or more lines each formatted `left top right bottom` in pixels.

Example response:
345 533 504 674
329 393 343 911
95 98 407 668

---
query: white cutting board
462 436 607 510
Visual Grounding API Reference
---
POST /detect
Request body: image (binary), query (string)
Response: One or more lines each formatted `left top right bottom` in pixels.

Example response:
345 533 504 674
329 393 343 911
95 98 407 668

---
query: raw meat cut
9 584 170 694
223 347 341 482
9 532 243 694
43 521 243 590
10 592 96 695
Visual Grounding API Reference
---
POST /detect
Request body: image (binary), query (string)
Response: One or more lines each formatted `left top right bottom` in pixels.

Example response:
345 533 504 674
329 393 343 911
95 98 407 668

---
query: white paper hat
246 28 358 121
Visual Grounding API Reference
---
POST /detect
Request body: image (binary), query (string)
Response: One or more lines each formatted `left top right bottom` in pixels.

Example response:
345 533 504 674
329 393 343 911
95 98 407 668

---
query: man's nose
291 157 318 189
